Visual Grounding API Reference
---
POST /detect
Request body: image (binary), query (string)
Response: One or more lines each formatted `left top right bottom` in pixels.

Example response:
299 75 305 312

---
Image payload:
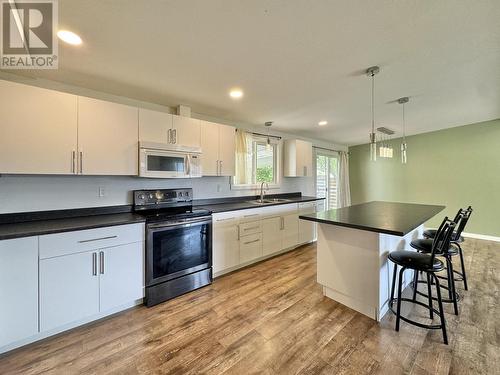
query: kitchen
0 1 499 374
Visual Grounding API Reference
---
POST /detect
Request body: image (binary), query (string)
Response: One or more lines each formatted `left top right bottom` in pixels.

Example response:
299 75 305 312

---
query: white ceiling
10 0 500 145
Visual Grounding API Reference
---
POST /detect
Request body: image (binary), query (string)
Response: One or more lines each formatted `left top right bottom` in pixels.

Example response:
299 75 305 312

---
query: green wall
349 118 500 237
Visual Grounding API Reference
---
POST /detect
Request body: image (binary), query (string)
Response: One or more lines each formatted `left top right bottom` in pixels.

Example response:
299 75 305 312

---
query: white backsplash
0 175 315 213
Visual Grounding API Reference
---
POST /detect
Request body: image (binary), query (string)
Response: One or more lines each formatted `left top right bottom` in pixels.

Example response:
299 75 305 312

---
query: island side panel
317 224 380 320
377 224 424 320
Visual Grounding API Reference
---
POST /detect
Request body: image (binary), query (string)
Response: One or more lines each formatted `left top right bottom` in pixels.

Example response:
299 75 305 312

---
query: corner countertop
0 193 324 240
299 201 445 236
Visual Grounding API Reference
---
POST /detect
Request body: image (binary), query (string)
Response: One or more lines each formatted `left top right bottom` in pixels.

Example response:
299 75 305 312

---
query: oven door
146 216 212 287
139 148 189 178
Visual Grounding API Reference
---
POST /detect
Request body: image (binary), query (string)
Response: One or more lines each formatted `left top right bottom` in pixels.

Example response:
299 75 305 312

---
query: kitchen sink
246 198 292 205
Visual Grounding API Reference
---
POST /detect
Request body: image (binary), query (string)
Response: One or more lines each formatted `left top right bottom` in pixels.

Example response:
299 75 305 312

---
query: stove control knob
138 194 145 200
184 191 189 197
155 191 164 200
177 192 183 197
148 193 154 199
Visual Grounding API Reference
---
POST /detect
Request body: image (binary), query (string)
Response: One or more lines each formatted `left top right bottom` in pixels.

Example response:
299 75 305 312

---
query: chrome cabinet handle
219 160 223 175
280 217 285 230
78 235 117 243
92 253 97 276
216 217 236 222
79 151 83 174
303 166 307 176
99 251 104 274
167 129 172 143
172 129 177 144
243 239 260 245
185 155 191 176
244 214 259 218
236 225 240 240
72 151 76 174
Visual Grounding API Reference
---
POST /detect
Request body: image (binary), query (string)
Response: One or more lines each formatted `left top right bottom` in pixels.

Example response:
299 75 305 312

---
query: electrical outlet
98 186 105 197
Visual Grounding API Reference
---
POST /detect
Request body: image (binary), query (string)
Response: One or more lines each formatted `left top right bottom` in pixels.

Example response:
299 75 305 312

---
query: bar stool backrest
430 217 456 262
453 206 473 241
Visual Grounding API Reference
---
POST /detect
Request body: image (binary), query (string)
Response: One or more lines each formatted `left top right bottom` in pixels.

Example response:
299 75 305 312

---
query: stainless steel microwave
139 142 202 178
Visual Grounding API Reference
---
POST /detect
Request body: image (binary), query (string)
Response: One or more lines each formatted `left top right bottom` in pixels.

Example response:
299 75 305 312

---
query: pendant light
265 121 273 150
398 97 409 164
366 66 380 161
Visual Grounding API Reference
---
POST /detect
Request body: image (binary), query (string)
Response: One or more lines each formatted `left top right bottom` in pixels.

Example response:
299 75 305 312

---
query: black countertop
0 193 324 240
299 201 445 236
194 195 323 213
0 213 146 241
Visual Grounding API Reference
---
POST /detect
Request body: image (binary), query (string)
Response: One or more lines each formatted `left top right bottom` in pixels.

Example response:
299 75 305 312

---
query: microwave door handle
186 155 191 176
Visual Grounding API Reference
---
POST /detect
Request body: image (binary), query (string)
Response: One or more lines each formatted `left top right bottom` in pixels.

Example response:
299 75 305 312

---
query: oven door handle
147 217 212 230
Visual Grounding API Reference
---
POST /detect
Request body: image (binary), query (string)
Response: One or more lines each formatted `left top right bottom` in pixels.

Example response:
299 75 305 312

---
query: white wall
0 73 345 214
0 175 314 213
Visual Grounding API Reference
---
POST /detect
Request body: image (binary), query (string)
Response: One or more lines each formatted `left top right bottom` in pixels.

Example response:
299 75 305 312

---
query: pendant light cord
402 102 406 141
371 72 375 134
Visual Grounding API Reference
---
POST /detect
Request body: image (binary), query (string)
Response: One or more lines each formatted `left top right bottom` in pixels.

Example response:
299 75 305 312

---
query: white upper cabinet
172 115 201 148
78 97 138 175
284 139 313 177
218 124 236 176
200 120 236 176
200 120 219 175
139 108 173 144
0 80 78 174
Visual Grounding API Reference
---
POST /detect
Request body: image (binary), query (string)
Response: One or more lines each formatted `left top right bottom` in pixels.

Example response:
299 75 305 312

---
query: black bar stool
388 218 456 345
422 206 473 290
410 211 465 315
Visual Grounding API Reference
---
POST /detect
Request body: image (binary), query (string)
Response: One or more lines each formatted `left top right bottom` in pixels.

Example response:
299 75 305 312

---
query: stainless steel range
134 188 212 307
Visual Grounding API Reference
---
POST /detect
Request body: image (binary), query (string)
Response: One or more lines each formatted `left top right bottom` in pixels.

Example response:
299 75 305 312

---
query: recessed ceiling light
57 30 82 45
318 121 328 126
229 89 243 99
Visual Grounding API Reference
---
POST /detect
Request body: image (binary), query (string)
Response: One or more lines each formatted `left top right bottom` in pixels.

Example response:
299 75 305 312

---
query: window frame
231 134 281 190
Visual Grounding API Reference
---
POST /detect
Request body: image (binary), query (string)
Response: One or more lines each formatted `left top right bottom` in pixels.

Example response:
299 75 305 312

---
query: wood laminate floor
1 239 498 374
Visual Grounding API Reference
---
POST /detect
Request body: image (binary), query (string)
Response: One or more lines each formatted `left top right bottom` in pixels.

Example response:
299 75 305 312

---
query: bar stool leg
446 256 459 315
457 243 468 290
390 263 398 307
432 273 448 345
395 267 405 331
412 270 418 302
426 272 433 319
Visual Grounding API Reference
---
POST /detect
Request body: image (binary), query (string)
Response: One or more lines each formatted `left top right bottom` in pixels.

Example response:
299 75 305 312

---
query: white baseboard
462 232 500 243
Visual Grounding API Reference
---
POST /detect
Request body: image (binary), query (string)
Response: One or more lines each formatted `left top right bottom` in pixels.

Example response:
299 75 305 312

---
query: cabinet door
0 80 77 174
100 242 144 312
213 223 240 274
296 140 313 177
0 237 38 347
282 214 299 249
240 233 263 263
139 108 172 144
218 124 236 176
262 217 282 256
40 251 99 332
172 115 201 148
299 203 316 244
78 97 138 175
200 120 220 176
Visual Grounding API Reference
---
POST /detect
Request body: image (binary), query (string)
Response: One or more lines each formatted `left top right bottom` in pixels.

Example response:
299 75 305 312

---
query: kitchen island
299 201 445 321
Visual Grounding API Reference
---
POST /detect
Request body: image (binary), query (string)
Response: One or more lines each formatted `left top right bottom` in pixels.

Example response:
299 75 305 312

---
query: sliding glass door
316 152 339 210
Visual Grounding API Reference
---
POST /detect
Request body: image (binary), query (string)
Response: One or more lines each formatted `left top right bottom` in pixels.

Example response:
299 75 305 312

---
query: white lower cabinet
0 237 39 348
239 233 263 263
212 216 240 274
39 224 145 333
262 216 282 256
282 213 299 249
99 242 144 312
213 201 319 276
40 251 100 332
299 202 318 244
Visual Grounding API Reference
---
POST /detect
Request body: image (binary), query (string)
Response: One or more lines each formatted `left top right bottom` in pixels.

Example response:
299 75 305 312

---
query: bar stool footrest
389 298 444 330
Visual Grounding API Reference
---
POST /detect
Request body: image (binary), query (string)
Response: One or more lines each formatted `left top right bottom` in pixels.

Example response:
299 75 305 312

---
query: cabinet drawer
239 208 261 223
239 233 262 263
239 220 261 237
40 223 145 259
213 212 239 226
261 203 298 217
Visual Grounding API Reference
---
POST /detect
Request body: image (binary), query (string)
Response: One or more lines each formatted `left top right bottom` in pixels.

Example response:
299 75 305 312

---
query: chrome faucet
260 181 269 202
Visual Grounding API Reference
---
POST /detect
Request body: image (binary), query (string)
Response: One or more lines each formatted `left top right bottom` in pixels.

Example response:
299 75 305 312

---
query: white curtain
338 151 351 207
234 129 252 185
